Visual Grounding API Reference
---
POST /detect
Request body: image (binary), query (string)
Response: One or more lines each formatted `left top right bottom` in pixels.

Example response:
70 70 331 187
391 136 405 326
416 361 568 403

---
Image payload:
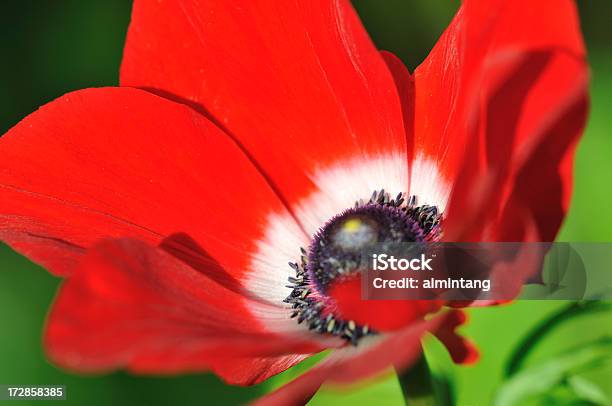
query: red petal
380 51 415 160
45 238 331 374
253 312 452 405
410 0 587 241
212 355 311 386
327 274 442 331
432 310 479 365
121 0 408 225
495 92 589 241
0 87 299 277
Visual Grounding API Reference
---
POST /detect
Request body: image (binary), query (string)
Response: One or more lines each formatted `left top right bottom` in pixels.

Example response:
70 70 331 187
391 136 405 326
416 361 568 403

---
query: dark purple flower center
284 190 442 344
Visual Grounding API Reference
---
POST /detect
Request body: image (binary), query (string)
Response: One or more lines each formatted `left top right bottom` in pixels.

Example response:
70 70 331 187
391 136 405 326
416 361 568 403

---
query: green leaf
567 376 612 406
505 301 612 377
494 338 612 406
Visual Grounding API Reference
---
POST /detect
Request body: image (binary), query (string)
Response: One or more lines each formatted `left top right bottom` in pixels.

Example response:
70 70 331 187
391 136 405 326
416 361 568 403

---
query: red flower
0 0 587 403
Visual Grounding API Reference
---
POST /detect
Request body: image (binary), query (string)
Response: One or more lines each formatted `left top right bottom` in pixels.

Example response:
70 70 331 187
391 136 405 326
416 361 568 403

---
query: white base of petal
409 152 450 212
246 153 449 332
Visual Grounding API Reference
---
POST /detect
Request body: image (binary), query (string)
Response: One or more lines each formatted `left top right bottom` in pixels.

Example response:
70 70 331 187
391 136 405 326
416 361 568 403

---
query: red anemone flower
0 0 587 404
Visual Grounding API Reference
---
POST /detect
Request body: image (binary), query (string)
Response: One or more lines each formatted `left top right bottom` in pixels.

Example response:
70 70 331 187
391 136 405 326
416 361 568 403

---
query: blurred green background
1 1 611 405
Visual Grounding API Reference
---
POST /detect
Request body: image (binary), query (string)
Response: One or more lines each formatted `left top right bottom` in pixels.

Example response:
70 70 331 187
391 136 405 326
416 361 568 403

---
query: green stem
398 353 438 406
